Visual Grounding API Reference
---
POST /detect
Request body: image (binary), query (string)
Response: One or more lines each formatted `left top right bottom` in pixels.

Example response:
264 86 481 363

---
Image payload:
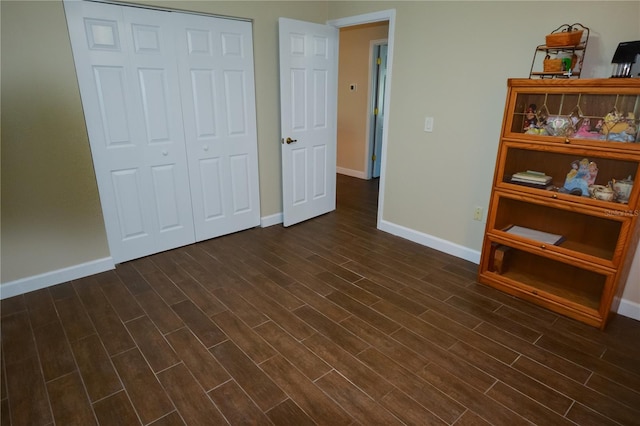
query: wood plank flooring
2 174 640 425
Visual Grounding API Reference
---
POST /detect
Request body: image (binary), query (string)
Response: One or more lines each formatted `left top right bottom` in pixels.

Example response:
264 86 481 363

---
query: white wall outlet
424 116 434 132
473 206 483 221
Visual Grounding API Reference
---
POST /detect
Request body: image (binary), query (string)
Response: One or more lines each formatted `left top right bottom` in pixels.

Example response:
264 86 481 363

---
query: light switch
424 116 434 132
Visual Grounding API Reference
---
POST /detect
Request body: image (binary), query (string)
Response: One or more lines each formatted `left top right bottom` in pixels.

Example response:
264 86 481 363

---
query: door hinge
374 108 378 115
372 154 377 161
377 57 382 65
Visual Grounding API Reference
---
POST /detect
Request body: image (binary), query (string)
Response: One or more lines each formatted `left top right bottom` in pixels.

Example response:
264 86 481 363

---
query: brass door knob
284 137 297 144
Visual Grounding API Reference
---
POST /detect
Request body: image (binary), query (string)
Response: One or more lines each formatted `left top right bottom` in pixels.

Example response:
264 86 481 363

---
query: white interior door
279 18 338 227
176 14 260 241
65 1 195 263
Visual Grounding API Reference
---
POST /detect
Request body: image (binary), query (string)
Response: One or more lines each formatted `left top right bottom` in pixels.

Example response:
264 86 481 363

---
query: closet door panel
93 66 132 146
223 70 248 135
230 154 251 214
123 7 195 255
111 168 147 240
177 15 260 241
199 158 225 220
65 1 195 262
190 70 218 138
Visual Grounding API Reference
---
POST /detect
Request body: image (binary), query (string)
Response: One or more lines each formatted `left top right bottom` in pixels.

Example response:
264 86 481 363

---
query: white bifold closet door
65 1 260 263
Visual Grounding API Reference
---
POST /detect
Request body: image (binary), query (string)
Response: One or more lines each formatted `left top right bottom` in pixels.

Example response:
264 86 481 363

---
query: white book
512 171 552 184
504 225 564 245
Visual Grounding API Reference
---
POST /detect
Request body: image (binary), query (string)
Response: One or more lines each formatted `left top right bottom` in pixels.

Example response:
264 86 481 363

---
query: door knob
162 150 168 156
203 145 209 151
284 137 297 144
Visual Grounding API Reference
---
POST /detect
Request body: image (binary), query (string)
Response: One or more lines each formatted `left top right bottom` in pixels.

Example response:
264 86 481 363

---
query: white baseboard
617 299 640 322
378 219 481 264
337 167 367 179
377 218 639 321
261 212 283 228
0 257 115 300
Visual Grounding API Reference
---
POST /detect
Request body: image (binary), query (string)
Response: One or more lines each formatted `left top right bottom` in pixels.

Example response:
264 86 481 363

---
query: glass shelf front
508 92 640 145
490 194 623 263
498 144 639 205
486 242 607 312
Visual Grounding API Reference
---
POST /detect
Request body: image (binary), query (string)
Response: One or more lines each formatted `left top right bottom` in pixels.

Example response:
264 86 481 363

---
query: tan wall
337 22 389 175
2 0 639 309
327 1 640 305
1 1 110 282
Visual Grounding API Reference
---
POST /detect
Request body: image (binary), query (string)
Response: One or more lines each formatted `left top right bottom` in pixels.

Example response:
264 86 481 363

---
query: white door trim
328 9 396 230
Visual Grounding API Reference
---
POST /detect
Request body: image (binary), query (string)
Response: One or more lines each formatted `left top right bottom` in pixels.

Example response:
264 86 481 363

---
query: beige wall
327 2 640 305
2 1 639 309
1 1 110 281
337 22 389 175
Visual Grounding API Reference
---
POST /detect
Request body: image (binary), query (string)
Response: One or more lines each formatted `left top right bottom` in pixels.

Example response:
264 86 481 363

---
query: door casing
328 10 396 229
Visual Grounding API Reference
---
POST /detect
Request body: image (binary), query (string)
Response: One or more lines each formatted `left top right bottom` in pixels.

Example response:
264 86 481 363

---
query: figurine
587 161 598 186
562 158 591 196
574 118 600 140
523 104 538 131
524 104 548 135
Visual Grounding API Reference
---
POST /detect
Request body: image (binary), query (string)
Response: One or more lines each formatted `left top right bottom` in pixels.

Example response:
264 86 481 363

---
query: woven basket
543 58 563 72
546 29 583 47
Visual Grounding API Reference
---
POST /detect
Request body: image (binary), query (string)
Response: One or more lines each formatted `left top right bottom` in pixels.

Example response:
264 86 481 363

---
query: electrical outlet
473 207 483 221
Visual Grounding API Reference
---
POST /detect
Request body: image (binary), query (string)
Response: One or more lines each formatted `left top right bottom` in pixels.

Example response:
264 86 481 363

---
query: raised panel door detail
93 66 132 147
151 164 183 232
313 36 327 58
132 24 161 53
186 29 211 55
199 158 224 220
190 70 218 139
111 169 147 240
224 70 247 136
292 148 308 205
291 69 307 131
221 33 243 57
313 70 327 129
289 33 305 56
230 155 252 213
313 145 327 199
84 18 120 50
138 68 171 143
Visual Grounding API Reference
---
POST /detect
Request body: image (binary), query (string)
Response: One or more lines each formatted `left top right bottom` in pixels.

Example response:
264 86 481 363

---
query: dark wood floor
2 174 640 425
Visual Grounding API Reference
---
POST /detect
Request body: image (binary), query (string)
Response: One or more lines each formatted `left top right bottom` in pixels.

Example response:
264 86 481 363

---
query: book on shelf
511 170 552 184
508 178 554 190
503 225 565 245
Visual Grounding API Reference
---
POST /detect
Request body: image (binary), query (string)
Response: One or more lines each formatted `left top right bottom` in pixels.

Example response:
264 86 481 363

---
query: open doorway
336 22 389 181
330 15 395 228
